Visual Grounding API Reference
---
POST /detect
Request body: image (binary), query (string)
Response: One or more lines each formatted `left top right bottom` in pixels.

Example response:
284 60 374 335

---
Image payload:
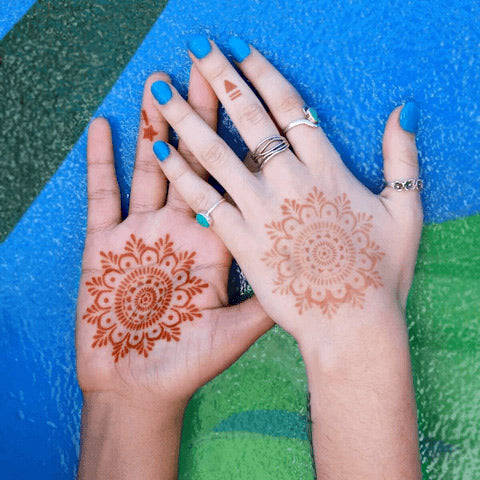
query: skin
152 40 423 479
76 66 273 479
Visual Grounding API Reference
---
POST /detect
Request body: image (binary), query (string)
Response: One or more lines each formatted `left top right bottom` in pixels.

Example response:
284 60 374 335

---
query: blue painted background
1 0 479 477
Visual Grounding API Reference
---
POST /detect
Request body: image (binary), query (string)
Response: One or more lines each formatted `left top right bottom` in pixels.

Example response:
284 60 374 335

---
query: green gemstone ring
195 198 226 228
282 105 320 135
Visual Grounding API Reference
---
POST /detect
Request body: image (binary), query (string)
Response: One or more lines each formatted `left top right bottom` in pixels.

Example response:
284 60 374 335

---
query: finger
186 35 300 178
380 103 423 221
204 296 274 376
227 38 342 171
129 72 170 214
86 118 121 234
150 79 259 210
179 63 218 177
168 64 219 212
153 140 248 254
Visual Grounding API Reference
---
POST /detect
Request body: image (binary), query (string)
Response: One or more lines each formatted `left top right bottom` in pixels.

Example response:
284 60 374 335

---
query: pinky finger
153 141 247 250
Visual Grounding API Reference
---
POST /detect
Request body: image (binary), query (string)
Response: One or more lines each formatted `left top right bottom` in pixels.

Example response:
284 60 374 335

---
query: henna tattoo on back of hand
262 188 385 317
82 234 208 362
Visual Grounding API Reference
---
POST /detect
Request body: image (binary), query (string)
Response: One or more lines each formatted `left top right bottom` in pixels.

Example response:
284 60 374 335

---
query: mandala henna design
82 234 208 362
262 188 385 316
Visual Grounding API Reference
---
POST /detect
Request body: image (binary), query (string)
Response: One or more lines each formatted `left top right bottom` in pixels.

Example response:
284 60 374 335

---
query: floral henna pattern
262 188 385 316
82 234 208 362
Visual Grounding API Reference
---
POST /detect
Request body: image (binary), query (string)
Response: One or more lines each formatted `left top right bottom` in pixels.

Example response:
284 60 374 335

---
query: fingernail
228 36 251 62
151 81 172 105
187 34 212 59
399 101 420 134
153 141 170 161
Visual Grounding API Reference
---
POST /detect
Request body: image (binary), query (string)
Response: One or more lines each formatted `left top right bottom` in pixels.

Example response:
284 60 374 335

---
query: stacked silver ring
385 178 424 191
250 135 290 171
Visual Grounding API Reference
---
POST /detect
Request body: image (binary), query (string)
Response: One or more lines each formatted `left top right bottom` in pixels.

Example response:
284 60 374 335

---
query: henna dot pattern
82 234 208 362
262 188 385 316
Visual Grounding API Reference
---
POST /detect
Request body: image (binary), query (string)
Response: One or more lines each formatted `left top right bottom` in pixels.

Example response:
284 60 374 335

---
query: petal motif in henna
262 188 385 317
82 234 208 362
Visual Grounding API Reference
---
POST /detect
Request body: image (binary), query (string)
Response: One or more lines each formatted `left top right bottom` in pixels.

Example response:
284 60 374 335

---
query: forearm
78 392 185 480
299 303 421 479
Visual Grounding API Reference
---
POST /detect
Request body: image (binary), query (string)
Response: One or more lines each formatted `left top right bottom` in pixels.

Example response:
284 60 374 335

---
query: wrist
78 391 186 480
296 297 407 370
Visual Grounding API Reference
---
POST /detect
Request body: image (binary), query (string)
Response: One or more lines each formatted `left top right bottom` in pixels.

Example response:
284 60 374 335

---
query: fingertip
227 36 252 63
151 80 173 105
153 141 171 162
89 116 110 134
382 103 419 182
145 71 172 91
399 101 420 134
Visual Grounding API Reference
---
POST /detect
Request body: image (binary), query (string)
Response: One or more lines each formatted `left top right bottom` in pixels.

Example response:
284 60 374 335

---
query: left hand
149 37 423 348
76 66 272 413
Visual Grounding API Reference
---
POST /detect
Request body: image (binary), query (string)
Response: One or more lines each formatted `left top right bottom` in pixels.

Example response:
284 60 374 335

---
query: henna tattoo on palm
263 188 385 316
82 234 208 362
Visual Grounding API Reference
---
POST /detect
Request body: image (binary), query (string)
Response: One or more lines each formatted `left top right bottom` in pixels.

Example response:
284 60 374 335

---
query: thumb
204 296 274 374
380 102 423 222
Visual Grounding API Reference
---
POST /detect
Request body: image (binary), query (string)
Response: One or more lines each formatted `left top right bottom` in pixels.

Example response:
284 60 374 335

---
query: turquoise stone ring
282 105 320 135
195 198 226 228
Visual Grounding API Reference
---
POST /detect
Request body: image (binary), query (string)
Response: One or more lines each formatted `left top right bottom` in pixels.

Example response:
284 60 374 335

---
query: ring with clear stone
385 178 424 191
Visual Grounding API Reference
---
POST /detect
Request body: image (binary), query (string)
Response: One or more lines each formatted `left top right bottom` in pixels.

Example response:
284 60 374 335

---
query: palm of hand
77 208 230 401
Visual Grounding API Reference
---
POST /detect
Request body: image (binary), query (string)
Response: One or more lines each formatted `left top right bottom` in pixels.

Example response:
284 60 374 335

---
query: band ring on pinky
250 135 290 171
196 198 226 228
385 178 424 191
282 106 320 135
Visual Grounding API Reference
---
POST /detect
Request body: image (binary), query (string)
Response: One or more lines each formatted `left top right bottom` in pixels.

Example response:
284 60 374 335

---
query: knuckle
396 142 418 168
87 188 119 202
88 158 112 166
172 108 190 128
275 92 302 114
129 199 153 213
192 190 215 212
167 197 193 216
141 108 167 128
133 159 159 174
208 61 229 82
87 219 117 234
240 103 269 128
247 60 270 82
168 164 188 183
200 140 227 168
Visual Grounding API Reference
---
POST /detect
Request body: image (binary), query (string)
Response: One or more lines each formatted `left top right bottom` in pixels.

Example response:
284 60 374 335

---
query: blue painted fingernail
399 101 420 134
153 141 170 161
187 34 212 59
151 81 172 105
228 36 251 62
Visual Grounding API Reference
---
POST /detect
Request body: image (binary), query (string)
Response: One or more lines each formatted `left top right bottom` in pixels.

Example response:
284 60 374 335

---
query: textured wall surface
0 0 479 478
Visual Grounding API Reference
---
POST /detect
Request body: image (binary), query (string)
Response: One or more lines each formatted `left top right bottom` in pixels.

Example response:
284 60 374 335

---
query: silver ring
385 178 424 191
282 106 319 135
250 135 290 171
196 198 226 228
